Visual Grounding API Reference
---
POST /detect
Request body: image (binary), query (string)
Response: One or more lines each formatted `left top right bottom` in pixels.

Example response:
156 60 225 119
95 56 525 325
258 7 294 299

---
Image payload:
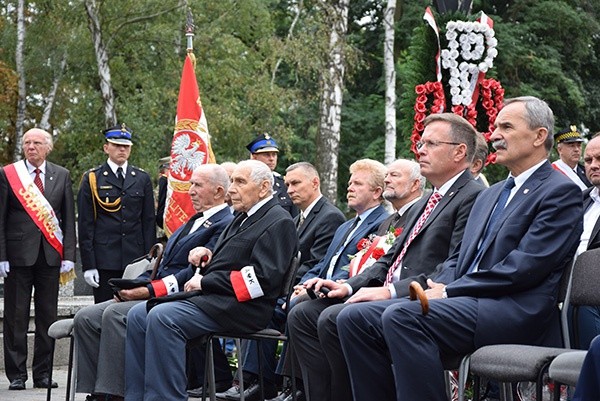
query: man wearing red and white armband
124 159 299 401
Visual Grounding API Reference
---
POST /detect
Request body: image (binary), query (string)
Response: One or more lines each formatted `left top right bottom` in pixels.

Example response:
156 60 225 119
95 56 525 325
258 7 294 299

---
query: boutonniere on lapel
203 220 213 228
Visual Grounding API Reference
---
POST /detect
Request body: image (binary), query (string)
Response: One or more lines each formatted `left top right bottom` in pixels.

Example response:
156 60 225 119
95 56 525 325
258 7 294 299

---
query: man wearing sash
0 128 76 391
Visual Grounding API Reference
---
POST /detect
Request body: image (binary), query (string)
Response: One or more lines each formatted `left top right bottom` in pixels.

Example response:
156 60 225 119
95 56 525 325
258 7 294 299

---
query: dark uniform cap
158 156 171 169
104 123 133 146
246 133 279 154
554 125 584 144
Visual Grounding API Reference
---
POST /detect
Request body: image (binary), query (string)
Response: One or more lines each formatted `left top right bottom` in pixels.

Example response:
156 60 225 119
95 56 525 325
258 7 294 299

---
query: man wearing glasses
287 113 483 401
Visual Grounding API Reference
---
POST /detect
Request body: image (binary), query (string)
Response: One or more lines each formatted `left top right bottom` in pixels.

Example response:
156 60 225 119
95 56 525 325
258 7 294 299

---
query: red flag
163 53 215 237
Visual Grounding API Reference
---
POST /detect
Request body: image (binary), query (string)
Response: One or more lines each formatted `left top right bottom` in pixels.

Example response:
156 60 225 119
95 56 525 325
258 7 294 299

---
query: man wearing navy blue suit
73 164 233 401
337 96 583 401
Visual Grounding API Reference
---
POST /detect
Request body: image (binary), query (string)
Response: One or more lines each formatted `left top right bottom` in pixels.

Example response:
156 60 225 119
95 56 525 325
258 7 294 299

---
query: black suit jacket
294 197 345 281
582 187 600 250
78 162 156 271
346 169 483 297
185 197 298 332
0 161 76 266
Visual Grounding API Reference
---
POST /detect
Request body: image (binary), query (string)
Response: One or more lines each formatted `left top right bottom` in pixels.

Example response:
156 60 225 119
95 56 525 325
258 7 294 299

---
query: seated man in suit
572 335 600 401
569 134 600 349
216 159 388 401
375 158 425 236
73 164 234 401
337 96 583 401
124 160 299 401
287 113 483 401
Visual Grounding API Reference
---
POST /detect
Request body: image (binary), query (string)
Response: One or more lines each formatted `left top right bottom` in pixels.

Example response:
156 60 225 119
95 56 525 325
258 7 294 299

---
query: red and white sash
3 161 64 257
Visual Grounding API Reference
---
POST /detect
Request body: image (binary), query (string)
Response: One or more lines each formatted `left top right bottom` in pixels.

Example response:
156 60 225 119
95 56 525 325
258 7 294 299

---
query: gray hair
401 159 426 191
24 128 54 152
286 162 320 180
504 96 555 152
237 159 274 188
195 164 230 193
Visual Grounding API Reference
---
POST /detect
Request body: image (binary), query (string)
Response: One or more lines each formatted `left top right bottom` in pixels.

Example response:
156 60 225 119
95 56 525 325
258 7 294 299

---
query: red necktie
384 191 442 284
34 168 44 195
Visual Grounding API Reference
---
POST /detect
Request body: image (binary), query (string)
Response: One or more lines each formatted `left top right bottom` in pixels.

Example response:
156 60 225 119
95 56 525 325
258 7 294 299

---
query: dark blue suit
337 162 583 401
300 204 389 283
573 335 600 401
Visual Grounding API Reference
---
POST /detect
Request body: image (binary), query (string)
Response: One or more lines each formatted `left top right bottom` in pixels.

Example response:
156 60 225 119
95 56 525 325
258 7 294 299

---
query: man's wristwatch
442 286 448 299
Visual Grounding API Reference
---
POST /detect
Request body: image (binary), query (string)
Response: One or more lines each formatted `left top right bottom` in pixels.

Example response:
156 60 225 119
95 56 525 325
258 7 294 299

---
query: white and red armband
230 266 265 302
149 275 179 297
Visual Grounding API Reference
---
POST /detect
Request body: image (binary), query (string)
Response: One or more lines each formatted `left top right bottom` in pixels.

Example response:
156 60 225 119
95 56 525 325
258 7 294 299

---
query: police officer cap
104 123 133 146
554 125 584 144
246 133 279 154
158 156 171 169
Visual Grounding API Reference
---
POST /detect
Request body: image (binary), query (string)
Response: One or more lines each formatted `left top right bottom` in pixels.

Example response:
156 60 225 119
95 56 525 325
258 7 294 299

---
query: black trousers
3 248 59 381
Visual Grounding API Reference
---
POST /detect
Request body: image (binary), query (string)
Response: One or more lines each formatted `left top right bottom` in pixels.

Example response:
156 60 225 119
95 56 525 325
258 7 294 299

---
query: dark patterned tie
34 168 44 195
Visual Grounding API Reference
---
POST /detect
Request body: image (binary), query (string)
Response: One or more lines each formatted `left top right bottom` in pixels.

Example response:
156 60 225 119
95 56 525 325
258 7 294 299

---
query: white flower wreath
441 19 497 106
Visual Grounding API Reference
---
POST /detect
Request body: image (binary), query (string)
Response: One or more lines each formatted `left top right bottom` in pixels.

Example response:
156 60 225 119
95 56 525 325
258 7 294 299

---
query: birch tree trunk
84 0 117 127
39 53 67 131
13 0 26 161
384 0 397 164
316 0 349 204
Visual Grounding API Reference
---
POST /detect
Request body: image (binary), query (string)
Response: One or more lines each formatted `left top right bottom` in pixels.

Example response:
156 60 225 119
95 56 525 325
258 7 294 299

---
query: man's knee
317 303 347 338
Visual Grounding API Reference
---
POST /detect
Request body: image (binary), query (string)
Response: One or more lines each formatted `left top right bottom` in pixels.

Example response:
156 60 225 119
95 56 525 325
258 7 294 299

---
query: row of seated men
72 95 599 401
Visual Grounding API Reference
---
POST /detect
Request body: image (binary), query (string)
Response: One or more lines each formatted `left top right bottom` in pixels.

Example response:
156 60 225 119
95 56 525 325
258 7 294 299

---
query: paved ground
0 367 90 401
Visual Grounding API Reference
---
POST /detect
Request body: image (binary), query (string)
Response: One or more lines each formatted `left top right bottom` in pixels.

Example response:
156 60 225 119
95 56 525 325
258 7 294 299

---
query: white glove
0 261 10 278
84 269 100 288
60 260 75 273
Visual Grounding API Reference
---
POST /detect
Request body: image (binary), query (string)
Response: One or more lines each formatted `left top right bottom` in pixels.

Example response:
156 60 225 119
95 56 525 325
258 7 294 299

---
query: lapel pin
203 220 213 228
523 189 530 194
447 191 454 197
49 176 53 181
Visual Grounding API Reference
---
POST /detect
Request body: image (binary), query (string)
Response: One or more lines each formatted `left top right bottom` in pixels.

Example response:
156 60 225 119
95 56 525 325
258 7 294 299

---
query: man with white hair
0 128 76 390
124 160 299 401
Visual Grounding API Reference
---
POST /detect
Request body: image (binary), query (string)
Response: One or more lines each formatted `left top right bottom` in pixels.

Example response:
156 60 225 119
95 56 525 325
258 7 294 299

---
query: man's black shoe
220 380 277 401
267 386 305 401
33 377 58 388
8 378 26 390
188 380 232 398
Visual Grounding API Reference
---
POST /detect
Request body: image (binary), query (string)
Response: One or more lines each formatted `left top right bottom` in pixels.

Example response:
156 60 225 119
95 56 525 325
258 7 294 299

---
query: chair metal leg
202 335 218 401
46 338 55 401
69 338 77 401
237 338 245 401
500 382 514 401
257 340 265 401
457 355 470 401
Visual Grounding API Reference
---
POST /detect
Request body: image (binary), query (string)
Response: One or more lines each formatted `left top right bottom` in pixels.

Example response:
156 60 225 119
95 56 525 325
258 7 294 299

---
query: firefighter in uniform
246 133 298 217
78 124 156 303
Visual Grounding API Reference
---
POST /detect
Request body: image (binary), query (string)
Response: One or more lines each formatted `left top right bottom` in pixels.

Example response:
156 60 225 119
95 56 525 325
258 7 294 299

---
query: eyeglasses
416 140 462 150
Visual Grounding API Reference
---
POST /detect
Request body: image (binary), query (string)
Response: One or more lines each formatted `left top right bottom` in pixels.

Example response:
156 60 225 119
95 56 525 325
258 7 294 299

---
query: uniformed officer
78 124 156 303
552 125 592 190
246 133 298 217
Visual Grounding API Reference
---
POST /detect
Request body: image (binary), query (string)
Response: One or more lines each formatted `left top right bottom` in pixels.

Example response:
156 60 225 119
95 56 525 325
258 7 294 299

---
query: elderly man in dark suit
124 160 299 401
338 96 583 401
287 113 483 401
207 162 346 401
0 128 77 390
78 124 156 303
73 163 233 401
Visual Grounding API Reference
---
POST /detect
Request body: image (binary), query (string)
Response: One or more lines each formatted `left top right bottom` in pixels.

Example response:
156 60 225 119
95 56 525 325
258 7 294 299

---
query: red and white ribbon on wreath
423 6 442 84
